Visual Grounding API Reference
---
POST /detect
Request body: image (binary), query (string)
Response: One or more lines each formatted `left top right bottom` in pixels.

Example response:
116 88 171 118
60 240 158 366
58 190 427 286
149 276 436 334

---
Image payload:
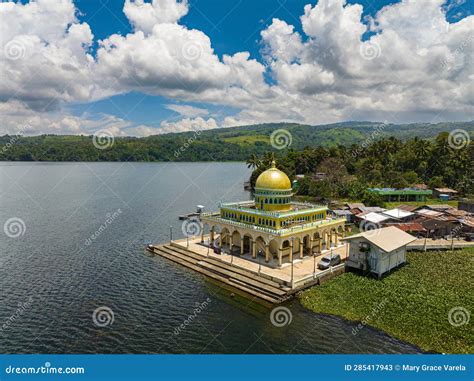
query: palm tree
246 154 261 169
261 152 276 168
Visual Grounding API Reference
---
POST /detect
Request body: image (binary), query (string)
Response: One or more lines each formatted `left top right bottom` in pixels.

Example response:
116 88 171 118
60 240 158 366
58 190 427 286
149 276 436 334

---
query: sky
0 0 472 136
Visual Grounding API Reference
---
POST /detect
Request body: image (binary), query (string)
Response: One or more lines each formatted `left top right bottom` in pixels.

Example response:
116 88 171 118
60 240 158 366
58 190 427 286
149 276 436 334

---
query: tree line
247 132 473 205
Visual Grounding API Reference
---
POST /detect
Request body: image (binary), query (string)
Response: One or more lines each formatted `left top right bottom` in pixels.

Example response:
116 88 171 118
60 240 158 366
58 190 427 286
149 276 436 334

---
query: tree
246 154 260 169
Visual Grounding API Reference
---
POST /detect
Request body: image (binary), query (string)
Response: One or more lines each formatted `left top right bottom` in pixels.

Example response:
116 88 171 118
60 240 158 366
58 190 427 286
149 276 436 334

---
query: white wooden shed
342 226 416 278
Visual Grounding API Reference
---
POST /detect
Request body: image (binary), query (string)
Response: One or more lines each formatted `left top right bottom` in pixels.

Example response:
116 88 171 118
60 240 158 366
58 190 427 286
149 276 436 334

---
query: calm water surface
0 162 420 354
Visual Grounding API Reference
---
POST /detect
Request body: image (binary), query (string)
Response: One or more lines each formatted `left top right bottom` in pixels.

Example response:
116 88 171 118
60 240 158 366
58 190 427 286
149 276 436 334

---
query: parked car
317 254 341 270
465 233 474 242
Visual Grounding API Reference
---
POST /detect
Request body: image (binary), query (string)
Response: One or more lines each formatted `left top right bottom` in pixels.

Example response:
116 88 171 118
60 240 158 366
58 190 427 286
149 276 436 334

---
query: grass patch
222 135 269 145
299 249 474 353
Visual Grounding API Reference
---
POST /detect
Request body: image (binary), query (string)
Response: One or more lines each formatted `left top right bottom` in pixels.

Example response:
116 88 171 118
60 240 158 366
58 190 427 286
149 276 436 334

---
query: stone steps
167 243 283 289
150 244 289 304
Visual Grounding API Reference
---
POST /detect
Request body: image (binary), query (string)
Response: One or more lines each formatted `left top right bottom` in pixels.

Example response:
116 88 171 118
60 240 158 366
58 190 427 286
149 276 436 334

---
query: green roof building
368 188 432 202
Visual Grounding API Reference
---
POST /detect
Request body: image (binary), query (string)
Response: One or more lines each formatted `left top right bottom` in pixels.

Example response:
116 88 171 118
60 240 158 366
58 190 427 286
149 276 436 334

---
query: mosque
200 162 346 267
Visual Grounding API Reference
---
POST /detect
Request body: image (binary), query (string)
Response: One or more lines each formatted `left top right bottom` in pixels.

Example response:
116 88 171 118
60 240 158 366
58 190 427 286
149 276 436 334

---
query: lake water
0 162 420 354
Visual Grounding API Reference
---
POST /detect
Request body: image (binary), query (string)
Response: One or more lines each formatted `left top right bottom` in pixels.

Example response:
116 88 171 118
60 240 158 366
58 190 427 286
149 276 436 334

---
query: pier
147 236 347 304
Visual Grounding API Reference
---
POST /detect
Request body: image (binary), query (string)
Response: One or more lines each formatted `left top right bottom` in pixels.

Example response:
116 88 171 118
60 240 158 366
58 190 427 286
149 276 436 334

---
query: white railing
200 215 346 236
292 263 345 289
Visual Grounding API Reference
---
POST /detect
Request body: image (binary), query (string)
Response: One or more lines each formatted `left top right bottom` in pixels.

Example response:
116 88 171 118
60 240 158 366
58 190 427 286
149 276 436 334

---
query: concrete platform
148 235 349 304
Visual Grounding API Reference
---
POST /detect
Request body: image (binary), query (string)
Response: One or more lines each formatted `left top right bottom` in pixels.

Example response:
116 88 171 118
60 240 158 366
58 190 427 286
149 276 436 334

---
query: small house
414 215 459 238
433 188 458 199
343 226 416 278
332 209 355 223
367 187 432 202
385 222 427 237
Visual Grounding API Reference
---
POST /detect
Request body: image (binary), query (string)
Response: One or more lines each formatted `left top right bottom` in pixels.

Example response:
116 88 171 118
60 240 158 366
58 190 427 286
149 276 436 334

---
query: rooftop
385 222 426 232
434 188 458 193
382 208 414 219
342 226 417 252
359 212 390 224
425 204 454 210
368 187 432 195
416 208 444 217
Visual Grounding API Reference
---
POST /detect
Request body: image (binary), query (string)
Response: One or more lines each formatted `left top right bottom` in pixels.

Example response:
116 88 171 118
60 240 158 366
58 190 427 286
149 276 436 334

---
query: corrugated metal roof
382 208 414 219
385 223 426 232
342 226 417 252
359 212 390 224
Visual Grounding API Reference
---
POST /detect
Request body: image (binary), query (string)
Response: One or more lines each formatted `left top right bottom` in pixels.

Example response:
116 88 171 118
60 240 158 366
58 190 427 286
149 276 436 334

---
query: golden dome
255 161 291 190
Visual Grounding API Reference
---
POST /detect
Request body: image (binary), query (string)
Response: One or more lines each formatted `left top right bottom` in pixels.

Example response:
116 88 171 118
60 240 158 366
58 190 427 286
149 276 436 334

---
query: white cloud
158 117 218 134
0 0 473 137
165 104 208 117
0 0 95 110
124 0 189 33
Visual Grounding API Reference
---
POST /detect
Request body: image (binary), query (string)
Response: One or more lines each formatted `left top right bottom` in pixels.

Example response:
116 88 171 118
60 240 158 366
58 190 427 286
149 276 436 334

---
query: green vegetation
1 121 473 163
299 249 474 354
249 131 473 199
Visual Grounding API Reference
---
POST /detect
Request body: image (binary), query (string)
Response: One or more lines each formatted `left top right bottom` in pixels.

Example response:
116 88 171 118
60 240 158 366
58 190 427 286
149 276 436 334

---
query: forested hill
1 121 473 162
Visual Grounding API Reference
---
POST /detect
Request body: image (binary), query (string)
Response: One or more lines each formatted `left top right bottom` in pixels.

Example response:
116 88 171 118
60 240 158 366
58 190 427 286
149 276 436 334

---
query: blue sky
1 0 473 136
73 0 473 129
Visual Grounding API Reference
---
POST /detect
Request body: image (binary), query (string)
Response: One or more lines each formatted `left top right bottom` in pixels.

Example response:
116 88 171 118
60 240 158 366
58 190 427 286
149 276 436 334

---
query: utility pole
291 237 295 288
313 252 316 280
